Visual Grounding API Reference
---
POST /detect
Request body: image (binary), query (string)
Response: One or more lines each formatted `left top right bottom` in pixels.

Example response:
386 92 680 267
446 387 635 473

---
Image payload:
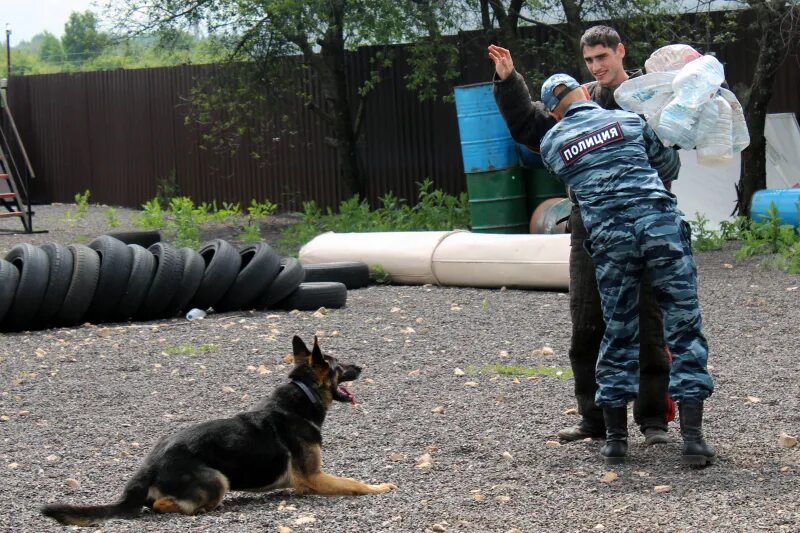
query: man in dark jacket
488 26 676 445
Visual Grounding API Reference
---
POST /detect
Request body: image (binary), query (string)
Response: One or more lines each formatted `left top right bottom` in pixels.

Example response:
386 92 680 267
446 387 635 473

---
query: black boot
679 401 716 466
558 417 606 441
600 407 628 464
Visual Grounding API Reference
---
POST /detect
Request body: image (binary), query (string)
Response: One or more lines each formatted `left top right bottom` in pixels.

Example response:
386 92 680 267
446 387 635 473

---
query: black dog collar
291 380 323 409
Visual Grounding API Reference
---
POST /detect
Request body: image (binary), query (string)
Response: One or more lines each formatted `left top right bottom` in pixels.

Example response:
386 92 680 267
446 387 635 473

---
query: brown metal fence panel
5 17 800 211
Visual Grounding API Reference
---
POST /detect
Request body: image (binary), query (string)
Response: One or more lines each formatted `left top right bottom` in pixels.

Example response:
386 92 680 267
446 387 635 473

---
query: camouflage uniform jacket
539 100 680 234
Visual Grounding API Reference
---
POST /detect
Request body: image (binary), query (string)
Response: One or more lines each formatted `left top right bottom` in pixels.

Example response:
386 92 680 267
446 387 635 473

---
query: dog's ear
292 335 311 365
311 336 326 367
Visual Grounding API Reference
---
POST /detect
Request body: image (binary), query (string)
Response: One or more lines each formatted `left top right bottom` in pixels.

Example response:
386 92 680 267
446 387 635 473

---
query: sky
0 0 103 44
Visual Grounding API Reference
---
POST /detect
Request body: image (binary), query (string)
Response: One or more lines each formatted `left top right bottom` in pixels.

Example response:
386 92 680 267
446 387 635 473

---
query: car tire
0 259 20 325
36 243 75 325
103 230 162 249
302 261 370 289
86 235 134 323
190 239 240 311
3 243 50 331
280 282 348 311
115 244 156 321
167 247 205 316
255 257 305 310
215 242 281 312
56 244 100 327
138 242 183 319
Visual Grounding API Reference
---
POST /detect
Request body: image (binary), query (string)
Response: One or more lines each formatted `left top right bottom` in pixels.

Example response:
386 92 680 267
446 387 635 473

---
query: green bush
688 212 725 252
105 207 121 228
736 203 799 259
137 199 167 230
169 196 203 248
156 171 181 210
278 179 469 255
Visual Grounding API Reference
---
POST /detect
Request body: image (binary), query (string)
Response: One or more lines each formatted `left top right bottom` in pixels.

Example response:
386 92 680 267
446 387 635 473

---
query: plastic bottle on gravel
186 308 207 321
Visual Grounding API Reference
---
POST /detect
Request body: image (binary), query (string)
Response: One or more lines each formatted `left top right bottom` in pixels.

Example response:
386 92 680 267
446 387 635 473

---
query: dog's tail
41 470 150 526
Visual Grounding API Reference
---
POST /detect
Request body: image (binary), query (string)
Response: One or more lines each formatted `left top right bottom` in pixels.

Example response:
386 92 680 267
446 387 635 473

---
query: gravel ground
0 205 798 533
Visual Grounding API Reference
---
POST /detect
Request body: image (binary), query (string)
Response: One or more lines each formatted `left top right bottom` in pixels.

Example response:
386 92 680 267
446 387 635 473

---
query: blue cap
541 73 581 112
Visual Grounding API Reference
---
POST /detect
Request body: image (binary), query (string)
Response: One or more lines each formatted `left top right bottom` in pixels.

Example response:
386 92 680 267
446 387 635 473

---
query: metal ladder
0 87 33 233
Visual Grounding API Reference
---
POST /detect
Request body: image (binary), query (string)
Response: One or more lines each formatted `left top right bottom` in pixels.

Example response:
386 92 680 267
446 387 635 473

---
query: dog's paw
369 482 398 494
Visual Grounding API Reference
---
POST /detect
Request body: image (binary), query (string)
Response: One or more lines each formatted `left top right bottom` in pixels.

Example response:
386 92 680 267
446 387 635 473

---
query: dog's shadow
219 490 296 511
136 490 296 522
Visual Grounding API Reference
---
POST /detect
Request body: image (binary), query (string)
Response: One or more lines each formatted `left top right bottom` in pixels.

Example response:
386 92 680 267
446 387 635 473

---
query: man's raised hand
488 44 514 81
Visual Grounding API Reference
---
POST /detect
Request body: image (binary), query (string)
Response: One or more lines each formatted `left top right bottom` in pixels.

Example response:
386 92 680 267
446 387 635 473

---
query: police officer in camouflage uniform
489 26 674 446
538 73 715 466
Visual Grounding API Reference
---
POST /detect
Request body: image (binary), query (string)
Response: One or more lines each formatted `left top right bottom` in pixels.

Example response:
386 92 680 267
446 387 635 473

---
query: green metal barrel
524 168 567 219
466 169 529 234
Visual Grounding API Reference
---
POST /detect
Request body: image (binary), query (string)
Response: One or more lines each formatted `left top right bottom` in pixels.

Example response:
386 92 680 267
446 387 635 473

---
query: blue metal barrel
751 189 800 226
454 82 518 173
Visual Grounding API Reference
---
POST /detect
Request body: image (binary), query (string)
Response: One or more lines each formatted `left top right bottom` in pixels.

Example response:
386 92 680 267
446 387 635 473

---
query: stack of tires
0 235 370 332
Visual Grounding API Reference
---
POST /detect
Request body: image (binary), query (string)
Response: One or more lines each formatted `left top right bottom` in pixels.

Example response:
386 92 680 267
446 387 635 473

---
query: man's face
582 43 626 87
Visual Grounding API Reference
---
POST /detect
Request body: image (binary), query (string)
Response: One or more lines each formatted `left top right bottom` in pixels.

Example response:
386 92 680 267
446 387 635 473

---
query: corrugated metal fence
6 21 800 210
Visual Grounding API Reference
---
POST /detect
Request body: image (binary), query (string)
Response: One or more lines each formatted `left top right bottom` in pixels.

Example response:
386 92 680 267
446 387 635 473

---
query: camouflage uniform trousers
569 204 671 431
588 209 714 407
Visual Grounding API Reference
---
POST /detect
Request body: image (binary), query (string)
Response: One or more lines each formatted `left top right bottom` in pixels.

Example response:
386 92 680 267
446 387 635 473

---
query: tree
736 1 800 217
62 11 110 64
108 0 458 201
38 32 66 64
476 0 702 86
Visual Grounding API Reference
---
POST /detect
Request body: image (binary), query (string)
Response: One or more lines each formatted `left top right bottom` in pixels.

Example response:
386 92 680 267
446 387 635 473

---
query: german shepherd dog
41 336 397 526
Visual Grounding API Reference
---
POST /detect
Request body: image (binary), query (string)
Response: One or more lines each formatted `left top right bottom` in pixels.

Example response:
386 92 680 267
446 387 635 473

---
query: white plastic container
645 44 702 73
614 71 677 116
186 308 207 320
697 96 734 166
672 55 725 108
720 88 751 153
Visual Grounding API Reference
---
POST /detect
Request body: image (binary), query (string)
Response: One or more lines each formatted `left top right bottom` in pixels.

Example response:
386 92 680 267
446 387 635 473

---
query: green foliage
38 32 65 63
137 199 167 230
105 207 121 228
104 0 472 182
483 364 574 381
403 0 461 103
168 197 203 249
164 343 220 356
239 199 279 244
73 190 91 221
736 203 800 260
156 171 181 210
278 179 469 255
247 199 278 220
688 212 726 252
62 11 110 64
3 13 227 77
783 242 800 274
370 264 392 284
241 223 262 244
136 194 280 248
719 216 751 241
688 213 752 253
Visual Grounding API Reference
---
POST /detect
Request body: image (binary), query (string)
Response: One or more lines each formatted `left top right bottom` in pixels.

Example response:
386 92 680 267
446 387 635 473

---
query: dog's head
289 335 361 404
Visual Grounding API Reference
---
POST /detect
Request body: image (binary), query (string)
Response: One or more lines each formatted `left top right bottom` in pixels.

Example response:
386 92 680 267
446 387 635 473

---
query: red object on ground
664 346 677 423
